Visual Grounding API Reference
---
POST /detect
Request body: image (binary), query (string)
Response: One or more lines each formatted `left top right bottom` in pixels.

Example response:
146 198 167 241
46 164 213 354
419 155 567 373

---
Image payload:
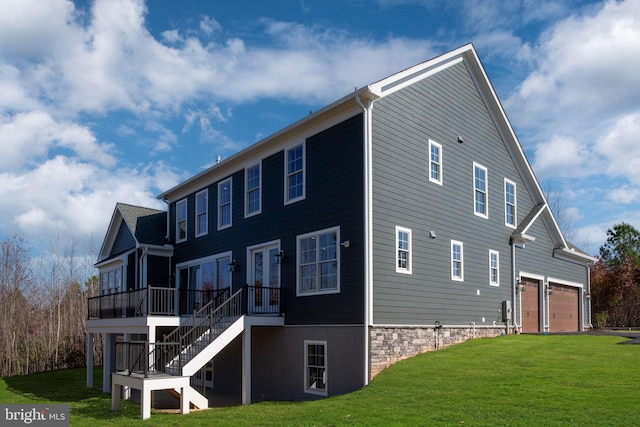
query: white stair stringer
180 315 246 377
169 385 209 409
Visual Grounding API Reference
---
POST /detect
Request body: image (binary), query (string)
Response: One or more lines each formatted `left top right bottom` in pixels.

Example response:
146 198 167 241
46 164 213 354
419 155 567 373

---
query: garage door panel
549 284 579 332
521 278 539 333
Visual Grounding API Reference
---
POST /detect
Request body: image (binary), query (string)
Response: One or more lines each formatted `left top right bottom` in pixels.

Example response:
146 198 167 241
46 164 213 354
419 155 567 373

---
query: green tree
594 222 640 326
599 222 640 268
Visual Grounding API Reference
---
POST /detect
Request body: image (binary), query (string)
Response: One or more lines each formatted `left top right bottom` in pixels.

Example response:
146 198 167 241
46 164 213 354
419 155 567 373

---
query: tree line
0 235 102 378
591 222 640 328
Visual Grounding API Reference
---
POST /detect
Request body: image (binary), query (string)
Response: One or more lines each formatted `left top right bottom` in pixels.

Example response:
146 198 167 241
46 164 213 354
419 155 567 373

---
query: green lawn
1 335 639 426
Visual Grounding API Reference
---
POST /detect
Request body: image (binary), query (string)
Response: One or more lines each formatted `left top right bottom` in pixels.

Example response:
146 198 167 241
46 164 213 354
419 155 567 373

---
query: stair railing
160 287 245 375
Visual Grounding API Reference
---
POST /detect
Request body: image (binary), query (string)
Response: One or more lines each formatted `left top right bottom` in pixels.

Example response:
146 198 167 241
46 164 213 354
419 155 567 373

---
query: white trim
489 250 499 287
244 162 262 218
504 178 517 229
217 177 233 230
428 139 443 185
176 198 187 243
296 226 340 296
195 189 208 238
451 240 464 281
395 226 412 274
547 277 583 289
473 162 488 219
304 340 328 396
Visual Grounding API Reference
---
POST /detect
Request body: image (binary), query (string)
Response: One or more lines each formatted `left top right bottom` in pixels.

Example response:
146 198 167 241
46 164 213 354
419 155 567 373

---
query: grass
1 334 639 426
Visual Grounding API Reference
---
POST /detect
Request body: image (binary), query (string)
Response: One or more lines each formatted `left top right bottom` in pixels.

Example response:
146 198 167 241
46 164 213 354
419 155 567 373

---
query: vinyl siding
170 114 365 325
110 221 135 257
370 61 523 325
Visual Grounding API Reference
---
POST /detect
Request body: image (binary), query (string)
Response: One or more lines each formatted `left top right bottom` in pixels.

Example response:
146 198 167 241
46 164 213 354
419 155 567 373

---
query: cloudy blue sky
1 0 639 258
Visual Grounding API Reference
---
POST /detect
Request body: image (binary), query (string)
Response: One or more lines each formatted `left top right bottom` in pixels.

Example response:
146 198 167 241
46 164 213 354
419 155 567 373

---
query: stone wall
369 325 507 380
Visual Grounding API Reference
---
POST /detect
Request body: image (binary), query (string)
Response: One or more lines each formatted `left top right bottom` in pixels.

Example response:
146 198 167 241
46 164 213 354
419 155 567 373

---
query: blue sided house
86 44 594 419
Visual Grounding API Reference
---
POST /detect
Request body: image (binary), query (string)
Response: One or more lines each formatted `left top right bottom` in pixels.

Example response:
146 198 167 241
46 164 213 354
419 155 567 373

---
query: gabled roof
156 43 592 264
96 203 170 265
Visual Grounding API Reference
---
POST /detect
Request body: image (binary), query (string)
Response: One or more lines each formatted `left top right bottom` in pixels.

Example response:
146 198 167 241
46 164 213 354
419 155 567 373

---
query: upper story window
100 265 123 295
285 143 305 204
195 189 208 237
473 162 488 218
395 226 412 274
218 178 232 230
504 178 517 228
176 198 187 242
297 226 339 296
451 240 464 281
428 139 443 185
489 250 499 286
245 163 262 217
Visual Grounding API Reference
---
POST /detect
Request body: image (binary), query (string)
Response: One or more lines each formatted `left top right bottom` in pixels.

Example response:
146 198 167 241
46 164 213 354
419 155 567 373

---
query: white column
141 387 151 420
180 386 189 415
86 332 94 388
241 327 251 405
102 333 112 393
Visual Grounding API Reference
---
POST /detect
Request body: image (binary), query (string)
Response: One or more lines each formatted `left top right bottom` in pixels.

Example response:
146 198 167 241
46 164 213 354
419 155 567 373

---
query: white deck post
242 326 251 404
86 332 94 388
180 386 189 415
141 386 151 420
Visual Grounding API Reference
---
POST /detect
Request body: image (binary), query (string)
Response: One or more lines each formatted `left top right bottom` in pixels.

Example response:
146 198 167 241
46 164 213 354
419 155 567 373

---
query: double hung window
195 189 208 237
245 164 261 217
428 140 443 185
218 178 232 230
490 250 499 286
396 226 412 274
305 341 327 396
176 199 187 242
504 179 516 228
297 227 339 295
451 240 464 281
474 163 488 218
286 143 305 204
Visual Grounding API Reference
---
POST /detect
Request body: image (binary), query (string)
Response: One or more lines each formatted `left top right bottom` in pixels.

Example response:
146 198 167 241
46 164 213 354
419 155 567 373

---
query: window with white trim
176 199 187 242
395 226 412 274
489 250 499 286
245 163 262 217
297 227 339 296
285 143 305 204
428 139 443 185
451 240 464 281
304 340 327 396
99 265 123 295
195 189 208 237
218 178 232 230
504 178 516 228
473 163 488 218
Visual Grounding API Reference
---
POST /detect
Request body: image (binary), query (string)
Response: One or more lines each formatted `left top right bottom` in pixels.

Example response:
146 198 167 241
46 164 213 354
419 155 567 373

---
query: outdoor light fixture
429 230 437 239
274 250 285 264
341 240 351 248
228 260 237 272
457 135 464 143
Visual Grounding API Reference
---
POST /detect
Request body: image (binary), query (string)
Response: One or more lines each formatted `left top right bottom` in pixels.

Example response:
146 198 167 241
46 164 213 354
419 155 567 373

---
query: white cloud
507 0 640 137
598 112 640 184
0 111 115 171
532 135 594 178
607 185 640 204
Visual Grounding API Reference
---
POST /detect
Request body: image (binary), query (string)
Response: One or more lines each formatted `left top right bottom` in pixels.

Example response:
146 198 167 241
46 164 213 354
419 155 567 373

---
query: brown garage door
521 278 540 333
549 283 579 332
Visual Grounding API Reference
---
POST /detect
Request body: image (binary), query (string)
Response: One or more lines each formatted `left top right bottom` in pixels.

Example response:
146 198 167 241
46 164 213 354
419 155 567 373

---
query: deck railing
114 286 281 377
87 287 230 319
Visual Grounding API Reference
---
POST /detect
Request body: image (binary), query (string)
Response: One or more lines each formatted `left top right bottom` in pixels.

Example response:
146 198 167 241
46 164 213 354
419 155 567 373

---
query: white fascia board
368 44 471 98
553 247 597 264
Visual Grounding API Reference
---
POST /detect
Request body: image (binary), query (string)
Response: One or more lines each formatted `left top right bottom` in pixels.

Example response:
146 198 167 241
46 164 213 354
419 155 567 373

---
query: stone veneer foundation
369 325 508 380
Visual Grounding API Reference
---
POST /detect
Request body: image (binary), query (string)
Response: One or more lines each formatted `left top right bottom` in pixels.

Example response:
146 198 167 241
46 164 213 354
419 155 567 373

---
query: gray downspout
510 239 520 333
